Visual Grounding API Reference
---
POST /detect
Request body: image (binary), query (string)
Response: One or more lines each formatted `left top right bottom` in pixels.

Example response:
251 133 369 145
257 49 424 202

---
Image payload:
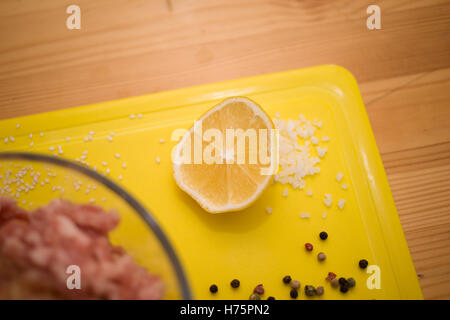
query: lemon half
172 97 274 213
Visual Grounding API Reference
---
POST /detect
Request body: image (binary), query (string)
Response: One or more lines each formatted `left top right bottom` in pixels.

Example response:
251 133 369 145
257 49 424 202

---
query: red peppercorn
305 243 313 251
254 284 264 295
326 272 337 281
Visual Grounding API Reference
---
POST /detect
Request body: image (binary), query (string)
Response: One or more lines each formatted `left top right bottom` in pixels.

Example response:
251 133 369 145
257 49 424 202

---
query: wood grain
0 0 449 299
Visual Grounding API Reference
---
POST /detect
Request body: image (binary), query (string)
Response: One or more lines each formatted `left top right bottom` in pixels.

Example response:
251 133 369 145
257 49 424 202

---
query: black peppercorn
338 277 347 286
209 284 218 293
230 279 240 288
290 289 298 299
359 259 369 269
283 275 292 284
319 232 328 240
340 286 349 293
267 296 276 300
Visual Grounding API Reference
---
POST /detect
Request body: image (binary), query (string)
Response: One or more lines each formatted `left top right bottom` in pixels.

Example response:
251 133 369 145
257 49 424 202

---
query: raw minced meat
0 196 165 300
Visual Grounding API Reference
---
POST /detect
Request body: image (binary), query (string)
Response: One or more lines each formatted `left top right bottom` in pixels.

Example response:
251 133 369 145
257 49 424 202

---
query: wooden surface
0 0 449 299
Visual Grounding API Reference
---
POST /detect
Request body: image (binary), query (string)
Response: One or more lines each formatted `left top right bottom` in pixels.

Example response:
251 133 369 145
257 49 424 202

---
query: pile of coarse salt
273 115 327 190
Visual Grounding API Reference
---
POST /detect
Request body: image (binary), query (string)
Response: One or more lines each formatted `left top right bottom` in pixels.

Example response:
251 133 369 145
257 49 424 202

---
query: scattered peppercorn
267 296 276 300
326 272 337 281
250 293 261 300
316 286 324 296
209 284 218 293
319 232 328 240
340 286 349 293
290 289 298 299
290 280 301 290
340 280 350 291
305 243 313 251
330 278 339 288
347 278 356 288
359 259 369 269
305 285 316 297
230 279 240 288
338 277 347 286
283 275 292 284
317 252 327 262
254 284 264 295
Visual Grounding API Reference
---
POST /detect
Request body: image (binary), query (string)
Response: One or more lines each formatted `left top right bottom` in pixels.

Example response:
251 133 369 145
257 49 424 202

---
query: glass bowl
0 152 191 299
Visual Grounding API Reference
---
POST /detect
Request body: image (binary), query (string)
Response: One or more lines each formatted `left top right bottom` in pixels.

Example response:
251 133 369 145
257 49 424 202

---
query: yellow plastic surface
0 65 422 299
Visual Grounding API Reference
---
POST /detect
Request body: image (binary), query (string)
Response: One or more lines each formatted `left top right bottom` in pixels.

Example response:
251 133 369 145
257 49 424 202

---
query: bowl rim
0 151 192 300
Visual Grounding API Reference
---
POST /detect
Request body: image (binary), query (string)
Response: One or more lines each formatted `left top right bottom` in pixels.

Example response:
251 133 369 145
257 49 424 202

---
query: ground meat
0 196 165 300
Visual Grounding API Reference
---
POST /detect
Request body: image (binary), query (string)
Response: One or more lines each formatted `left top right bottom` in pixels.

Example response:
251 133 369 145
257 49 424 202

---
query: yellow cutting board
0 65 422 299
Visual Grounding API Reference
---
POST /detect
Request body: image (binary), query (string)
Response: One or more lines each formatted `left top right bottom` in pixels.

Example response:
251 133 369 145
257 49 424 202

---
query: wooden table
0 0 449 299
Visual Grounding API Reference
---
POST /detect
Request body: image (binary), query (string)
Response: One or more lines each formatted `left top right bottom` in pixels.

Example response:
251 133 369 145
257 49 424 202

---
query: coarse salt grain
40 132 44 137
16 124 20 129
101 161 108 166
282 188 289 197
323 193 332 207
155 157 160 164
122 162 127 169
29 133 33 139
313 120 323 128
311 136 319 145
107 136 113 142
336 172 344 182
342 184 348 190
265 207 273 214
273 115 323 190
300 212 310 218
129 114 136 120
114 153 120 159
338 199 346 210
30 141 34 147
137 114 143 119
322 212 327 218
49 146 55 151
159 139 165 144
118 174 123 180
9 136 15 142
316 146 327 158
